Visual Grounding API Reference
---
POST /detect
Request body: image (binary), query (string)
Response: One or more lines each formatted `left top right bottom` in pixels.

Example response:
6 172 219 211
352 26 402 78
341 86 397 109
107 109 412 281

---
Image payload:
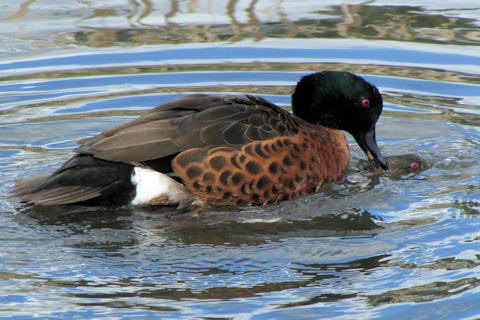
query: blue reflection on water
0 91 101 106
0 72 301 93
1 72 479 97
366 75 480 97
1 71 478 114
1 46 480 72
58 93 186 113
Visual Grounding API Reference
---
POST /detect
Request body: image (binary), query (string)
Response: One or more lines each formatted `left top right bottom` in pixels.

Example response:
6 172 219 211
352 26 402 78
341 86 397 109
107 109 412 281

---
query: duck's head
292 71 388 170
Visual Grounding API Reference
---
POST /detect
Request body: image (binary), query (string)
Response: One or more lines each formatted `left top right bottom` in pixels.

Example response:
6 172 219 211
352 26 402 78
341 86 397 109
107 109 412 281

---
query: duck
14 71 387 207
369 153 430 177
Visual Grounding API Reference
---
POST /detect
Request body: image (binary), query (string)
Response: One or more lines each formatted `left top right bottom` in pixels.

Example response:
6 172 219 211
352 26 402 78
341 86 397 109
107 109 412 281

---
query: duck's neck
293 115 350 182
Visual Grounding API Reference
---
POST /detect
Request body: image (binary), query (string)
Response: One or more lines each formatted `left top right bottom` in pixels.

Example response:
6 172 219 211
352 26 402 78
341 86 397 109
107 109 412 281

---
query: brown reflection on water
0 0 35 22
2 60 478 86
367 277 480 306
63 254 389 306
70 2 480 46
2 1 478 48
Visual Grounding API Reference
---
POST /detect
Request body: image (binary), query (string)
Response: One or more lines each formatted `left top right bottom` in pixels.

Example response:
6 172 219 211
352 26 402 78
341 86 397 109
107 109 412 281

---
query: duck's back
77 94 297 165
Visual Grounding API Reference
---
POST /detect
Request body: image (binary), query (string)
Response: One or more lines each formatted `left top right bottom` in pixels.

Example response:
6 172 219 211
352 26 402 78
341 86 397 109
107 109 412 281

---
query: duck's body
15 71 387 207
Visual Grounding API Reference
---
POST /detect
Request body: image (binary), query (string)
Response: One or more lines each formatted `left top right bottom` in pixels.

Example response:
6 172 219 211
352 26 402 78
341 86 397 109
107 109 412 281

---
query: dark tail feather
15 179 105 205
15 175 50 198
14 155 135 206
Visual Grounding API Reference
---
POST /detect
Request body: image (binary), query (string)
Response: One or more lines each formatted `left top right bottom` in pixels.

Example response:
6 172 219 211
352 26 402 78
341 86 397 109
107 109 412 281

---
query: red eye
410 162 419 170
361 98 370 108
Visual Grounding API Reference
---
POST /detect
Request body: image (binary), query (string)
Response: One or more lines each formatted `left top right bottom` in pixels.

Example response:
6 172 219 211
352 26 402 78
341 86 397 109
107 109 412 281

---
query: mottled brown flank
255 144 267 158
231 172 244 185
268 162 279 174
246 161 262 175
209 156 227 171
283 155 293 166
203 172 215 183
219 170 232 185
186 166 202 179
230 154 241 169
171 126 349 206
174 148 208 168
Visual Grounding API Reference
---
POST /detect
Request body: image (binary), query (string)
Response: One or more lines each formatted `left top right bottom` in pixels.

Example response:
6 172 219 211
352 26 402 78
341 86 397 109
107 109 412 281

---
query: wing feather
76 94 297 165
18 186 106 205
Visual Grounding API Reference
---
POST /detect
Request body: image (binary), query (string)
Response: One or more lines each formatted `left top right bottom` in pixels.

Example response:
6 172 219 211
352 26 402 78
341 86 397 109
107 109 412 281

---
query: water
1 1 480 319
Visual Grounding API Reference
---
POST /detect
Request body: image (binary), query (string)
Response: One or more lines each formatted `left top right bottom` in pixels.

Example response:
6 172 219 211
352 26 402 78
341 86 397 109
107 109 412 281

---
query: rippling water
1 1 480 319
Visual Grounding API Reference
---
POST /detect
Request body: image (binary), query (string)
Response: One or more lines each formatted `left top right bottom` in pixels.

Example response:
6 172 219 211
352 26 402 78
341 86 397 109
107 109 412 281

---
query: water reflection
69 2 480 46
0 0 35 22
1 1 480 59
64 253 391 304
17 200 381 246
368 277 480 306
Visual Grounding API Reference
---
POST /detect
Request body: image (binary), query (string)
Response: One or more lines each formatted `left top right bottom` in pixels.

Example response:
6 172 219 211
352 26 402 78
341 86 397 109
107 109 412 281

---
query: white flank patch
130 167 194 206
